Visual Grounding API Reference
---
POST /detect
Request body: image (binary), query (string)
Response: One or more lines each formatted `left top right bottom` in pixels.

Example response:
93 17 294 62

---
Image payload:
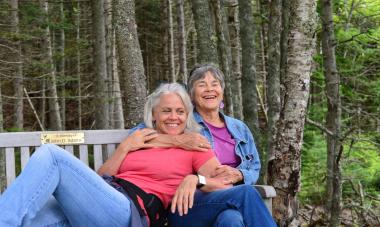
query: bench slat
5 148 16 186
20 147 30 170
93 145 103 171
65 145 74 154
106 144 116 159
79 145 89 166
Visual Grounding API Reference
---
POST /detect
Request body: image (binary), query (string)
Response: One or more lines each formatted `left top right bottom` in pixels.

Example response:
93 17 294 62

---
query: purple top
204 121 241 167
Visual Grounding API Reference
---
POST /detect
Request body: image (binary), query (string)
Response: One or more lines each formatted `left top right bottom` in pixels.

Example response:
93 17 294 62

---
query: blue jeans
0 144 131 227
168 185 277 227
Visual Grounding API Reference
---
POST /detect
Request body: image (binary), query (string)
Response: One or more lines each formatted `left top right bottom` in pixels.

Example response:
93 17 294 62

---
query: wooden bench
0 130 276 213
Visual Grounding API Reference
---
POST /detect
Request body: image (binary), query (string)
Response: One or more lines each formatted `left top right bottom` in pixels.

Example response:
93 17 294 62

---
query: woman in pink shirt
0 83 226 227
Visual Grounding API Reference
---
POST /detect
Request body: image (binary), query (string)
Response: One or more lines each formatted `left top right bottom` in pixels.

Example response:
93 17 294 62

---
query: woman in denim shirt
133 65 274 226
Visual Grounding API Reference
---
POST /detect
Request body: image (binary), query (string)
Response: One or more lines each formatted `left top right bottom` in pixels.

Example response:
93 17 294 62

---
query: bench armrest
254 185 276 215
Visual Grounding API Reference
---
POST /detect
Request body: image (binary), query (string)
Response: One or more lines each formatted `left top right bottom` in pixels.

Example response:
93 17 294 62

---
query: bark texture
321 0 342 226
267 0 317 225
191 0 218 64
115 0 147 128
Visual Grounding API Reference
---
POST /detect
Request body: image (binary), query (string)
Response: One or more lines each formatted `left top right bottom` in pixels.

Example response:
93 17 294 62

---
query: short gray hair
144 83 201 132
187 64 225 99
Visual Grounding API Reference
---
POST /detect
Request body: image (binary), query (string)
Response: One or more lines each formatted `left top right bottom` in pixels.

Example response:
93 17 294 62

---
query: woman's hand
119 128 158 152
199 177 233 192
171 175 198 216
214 165 243 185
97 129 157 176
173 132 211 152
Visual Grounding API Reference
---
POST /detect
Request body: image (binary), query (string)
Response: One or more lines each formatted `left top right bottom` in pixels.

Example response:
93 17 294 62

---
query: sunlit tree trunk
191 0 218 64
266 0 282 183
176 0 187 84
227 2 243 120
115 0 147 128
321 0 342 226
238 0 260 145
39 0 62 130
10 0 23 130
267 0 317 225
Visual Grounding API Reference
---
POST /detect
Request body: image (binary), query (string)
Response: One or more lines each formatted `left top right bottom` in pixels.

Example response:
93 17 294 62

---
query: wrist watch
197 174 207 188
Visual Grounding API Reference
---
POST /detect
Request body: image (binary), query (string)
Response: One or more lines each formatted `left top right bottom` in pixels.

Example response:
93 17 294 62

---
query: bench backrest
0 130 130 190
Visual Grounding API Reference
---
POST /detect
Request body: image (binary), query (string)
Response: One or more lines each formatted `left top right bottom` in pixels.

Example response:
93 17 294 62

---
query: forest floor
297 205 380 226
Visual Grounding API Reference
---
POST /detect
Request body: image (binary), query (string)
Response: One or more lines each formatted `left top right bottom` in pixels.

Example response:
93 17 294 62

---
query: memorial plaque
41 132 85 145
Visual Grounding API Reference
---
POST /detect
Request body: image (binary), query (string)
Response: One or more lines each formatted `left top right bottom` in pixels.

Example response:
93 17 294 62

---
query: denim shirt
193 112 261 185
131 112 261 185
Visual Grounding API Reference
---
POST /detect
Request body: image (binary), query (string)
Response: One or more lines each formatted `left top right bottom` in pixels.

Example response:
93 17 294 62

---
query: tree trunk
238 0 260 146
191 0 218 64
92 0 110 129
105 0 114 127
267 0 317 225
176 0 187 84
10 0 23 130
280 0 290 84
210 0 233 116
76 0 82 130
112 43 125 129
39 0 62 130
266 0 282 182
167 0 175 82
0 81 4 192
321 0 342 226
227 3 243 120
115 0 147 128
57 1 66 130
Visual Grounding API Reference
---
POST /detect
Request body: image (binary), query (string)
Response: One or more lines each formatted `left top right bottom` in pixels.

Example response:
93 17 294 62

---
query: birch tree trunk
191 0 218 64
321 0 342 226
167 0 175 82
11 0 23 129
267 0 317 225
266 0 282 181
92 0 110 129
238 0 260 144
176 0 187 84
39 0 62 130
115 0 147 128
227 2 243 120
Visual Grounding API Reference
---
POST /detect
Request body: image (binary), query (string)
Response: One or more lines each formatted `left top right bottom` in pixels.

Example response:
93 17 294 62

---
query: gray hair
187 64 225 99
144 83 201 132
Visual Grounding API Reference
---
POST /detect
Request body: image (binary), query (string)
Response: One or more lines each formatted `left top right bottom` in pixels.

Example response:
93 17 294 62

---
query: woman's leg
0 144 131 227
168 185 276 227
213 209 244 227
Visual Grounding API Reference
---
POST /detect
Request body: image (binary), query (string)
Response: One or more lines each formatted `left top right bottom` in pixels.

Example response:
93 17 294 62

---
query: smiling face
192 71 224 112
152 93 188 135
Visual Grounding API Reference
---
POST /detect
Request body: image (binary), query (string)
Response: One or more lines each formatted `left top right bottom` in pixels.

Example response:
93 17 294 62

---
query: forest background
0 0 379 226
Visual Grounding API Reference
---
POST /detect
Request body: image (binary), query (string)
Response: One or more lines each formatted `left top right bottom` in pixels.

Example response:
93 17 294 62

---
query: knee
214 209 244 227
35 144 66 161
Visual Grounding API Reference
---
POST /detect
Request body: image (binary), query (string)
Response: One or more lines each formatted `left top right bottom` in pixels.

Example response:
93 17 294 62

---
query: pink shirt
115 147 214 208
204 121 241 168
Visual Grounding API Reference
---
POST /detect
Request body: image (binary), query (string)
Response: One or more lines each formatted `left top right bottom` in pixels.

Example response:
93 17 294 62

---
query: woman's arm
146 132 211 152
97 129 158 176
170 157 232 215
